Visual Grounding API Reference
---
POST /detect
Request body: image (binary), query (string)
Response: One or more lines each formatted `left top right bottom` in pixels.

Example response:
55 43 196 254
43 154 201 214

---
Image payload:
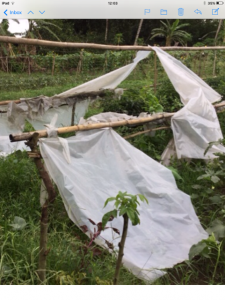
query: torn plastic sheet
0 108 28 156
153 46 225 160
39 128 207 282
3 50 150 136
56 51 150 99
152 47 221 105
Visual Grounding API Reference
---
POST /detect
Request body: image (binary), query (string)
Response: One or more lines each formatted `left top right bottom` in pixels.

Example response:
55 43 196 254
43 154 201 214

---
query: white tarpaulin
153 47 225 160
39 128 207 282
0 109 28 155
56 51 150 99
1 51 150 155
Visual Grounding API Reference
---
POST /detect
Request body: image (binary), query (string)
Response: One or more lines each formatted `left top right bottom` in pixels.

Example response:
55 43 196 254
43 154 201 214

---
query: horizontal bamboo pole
0 100 20 106
10 113 174 142
1 36 225 52
9 101 225 143
124 126 170 139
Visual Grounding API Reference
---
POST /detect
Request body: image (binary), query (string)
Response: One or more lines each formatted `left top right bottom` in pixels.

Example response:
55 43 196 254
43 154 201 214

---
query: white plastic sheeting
1 50 150 155
29 100 90 131
0 109 28 156
56 51 150 98
39 128 208 282
153 47 225 160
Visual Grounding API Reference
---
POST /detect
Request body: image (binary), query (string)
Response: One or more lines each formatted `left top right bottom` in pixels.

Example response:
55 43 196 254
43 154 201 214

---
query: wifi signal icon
11 2 15 4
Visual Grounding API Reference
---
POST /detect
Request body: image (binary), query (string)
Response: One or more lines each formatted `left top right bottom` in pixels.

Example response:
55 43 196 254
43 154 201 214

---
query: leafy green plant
102 191 148 285
189 233 222 281
156 78 182 112
101 87 163 116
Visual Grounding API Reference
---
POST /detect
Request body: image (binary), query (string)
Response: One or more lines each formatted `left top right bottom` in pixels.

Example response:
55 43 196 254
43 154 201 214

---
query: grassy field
1 68 225 285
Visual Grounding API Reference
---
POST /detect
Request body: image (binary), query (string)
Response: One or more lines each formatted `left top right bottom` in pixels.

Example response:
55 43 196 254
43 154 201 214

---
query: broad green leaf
138 194 148 204
126 209 135 223
205 233 217 245
207 219 225 239
115 200 120 208
102 209 117 229
119 206 127 216
197 174 210 180
209 195 222 204
167 166 183 181
130 213 140 226
104 197 116 208
189 241 208 260
192 185 202 190
211 175 220 184
10 216 27 230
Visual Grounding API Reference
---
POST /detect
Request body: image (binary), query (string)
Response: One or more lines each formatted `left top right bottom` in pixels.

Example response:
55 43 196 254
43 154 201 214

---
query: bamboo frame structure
1 36 225 52
25 133 56 283
9 100 225 143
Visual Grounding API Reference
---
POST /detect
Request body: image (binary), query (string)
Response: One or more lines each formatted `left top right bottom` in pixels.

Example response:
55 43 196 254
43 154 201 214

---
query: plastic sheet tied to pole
39 128 207 282
1 50 150 155
153 46 225 160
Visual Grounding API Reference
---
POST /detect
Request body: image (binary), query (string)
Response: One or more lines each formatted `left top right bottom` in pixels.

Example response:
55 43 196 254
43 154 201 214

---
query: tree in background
134 19 144 45
0 19 19 55
150 19 191 46
26 20 61 40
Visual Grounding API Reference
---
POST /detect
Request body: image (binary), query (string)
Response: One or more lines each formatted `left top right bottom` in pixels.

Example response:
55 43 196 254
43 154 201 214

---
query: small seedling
102 191 148 285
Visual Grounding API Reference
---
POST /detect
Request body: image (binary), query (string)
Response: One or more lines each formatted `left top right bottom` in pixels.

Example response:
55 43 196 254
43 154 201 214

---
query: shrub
156 79 182 112
101 88 163 116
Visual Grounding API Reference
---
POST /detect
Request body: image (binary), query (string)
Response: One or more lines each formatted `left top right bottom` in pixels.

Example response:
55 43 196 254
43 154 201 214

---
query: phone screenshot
0 0 225 290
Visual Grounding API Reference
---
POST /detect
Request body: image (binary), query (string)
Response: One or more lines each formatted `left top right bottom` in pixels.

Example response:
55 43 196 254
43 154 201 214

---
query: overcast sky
0 19 29 37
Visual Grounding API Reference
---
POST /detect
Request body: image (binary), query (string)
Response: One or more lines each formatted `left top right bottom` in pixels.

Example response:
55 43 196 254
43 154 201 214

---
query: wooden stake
154 52 157 93
25 133 56 284
51 55 55 76
71 102 76 126
124 126 170 139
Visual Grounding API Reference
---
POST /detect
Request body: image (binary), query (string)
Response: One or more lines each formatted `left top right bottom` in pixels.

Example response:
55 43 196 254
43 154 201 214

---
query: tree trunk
134 19 143 45
105 20 109 42
213 19 223 76
113 214 129 285
51 55 55 76
166 36 171 46
154 52 157 93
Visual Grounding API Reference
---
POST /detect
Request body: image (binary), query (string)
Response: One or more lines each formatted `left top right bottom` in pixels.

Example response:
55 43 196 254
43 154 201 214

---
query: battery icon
216 1 224 4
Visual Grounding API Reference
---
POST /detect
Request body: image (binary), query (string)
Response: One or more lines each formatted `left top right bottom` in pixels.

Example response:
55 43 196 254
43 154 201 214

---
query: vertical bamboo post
154 52 157 94
25 133 56 284
28 56 31 75
52 55 55 76
198 53 202 77
71 102 76 126
5 56 9 73
193 55 197 73
203 53 207 78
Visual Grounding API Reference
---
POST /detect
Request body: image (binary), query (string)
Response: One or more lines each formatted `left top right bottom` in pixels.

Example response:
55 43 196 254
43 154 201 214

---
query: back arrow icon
4 9 7 16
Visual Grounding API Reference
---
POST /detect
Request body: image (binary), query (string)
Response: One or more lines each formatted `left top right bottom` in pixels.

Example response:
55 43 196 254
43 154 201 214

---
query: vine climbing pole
25 132 56 283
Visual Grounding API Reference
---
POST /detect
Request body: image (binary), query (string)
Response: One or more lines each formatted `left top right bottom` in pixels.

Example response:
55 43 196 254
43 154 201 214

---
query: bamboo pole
9 101 225 142
0 99 21 105
10 113 175 142
71 102 76 126
51 55 55 76
1 36 225 52
124 126 170 139
25 133 56 283
154 52 157 93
